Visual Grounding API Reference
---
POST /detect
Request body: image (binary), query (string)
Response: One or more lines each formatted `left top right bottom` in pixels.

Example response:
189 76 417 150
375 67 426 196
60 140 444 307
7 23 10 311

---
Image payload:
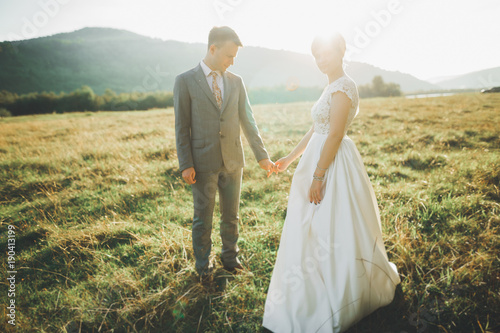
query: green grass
0 93 499 332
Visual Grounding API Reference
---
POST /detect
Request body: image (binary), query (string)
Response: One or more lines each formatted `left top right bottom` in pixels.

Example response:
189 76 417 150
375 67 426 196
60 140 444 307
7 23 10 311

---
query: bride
262 33 401 332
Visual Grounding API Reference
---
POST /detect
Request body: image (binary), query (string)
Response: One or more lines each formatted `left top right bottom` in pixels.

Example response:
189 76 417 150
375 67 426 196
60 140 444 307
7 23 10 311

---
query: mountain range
0 27 498 95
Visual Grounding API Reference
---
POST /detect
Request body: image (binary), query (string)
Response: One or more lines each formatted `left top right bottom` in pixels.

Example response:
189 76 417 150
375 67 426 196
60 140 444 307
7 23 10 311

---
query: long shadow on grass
11 186 166 227
18 229 137 290
0 177 74 203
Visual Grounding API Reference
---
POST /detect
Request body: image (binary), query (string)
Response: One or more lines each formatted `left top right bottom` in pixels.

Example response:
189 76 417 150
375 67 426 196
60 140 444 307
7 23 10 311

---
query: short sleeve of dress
326 77 356 104
311 75 360 135
326 76 360 130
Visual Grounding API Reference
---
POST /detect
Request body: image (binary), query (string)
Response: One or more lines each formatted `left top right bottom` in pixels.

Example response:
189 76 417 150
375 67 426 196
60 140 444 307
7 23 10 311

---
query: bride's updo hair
311 33 346 61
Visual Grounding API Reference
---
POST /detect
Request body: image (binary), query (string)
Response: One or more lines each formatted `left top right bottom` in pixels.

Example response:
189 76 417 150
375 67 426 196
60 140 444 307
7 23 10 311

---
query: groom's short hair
208 26 242 48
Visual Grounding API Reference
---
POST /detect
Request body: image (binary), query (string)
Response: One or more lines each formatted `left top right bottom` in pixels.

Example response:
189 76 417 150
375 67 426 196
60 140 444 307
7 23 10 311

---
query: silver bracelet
313 174 324 182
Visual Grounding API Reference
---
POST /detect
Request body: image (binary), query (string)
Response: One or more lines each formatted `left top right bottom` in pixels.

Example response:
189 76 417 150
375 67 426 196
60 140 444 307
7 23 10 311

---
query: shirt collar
200 60 222 78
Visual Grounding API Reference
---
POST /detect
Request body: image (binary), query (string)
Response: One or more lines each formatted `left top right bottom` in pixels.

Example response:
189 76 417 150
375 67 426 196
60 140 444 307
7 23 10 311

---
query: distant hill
232 48 439 92
1 27 441 95
0 28 198 95
433 67 500 90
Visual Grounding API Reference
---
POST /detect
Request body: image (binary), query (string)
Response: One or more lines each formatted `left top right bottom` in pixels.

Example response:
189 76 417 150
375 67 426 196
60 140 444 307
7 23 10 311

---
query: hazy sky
1 0 499 80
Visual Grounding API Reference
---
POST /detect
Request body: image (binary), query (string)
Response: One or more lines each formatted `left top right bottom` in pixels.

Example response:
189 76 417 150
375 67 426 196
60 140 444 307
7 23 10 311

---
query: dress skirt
262 133 400 333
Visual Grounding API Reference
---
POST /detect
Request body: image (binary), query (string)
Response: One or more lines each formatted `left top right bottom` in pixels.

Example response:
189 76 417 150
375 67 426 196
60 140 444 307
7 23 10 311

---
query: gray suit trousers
191 165 243 274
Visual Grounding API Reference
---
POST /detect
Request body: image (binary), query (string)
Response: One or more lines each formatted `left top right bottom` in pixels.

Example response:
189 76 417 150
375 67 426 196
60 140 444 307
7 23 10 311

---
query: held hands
258 158 277 177
259 156 293 177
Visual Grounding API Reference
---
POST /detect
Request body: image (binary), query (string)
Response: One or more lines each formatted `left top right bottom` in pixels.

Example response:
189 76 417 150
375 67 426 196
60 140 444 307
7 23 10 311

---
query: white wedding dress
262 74 400 333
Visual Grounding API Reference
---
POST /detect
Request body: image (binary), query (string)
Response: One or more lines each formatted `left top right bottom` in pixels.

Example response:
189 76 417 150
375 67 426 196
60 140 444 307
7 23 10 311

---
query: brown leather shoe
198 265 214 284
223 262 244 273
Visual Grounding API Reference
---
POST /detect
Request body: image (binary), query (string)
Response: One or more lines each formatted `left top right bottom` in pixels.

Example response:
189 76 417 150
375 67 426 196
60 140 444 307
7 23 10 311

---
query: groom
174 26 275 280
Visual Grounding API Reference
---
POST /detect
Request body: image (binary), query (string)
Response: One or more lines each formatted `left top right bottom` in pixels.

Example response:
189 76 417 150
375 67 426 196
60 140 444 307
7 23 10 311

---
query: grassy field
0 92 499 332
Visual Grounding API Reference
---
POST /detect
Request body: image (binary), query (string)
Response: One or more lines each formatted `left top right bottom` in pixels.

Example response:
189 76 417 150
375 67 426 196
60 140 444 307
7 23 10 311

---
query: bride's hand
309 180 323 205
275 156 291 173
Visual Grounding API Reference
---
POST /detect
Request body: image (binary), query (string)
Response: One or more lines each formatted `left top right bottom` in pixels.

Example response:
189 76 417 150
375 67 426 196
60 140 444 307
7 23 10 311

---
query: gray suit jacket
174 64 269 173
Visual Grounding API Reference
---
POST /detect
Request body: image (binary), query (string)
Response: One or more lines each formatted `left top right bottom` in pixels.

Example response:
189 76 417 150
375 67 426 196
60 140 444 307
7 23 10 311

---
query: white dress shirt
200 60 224 100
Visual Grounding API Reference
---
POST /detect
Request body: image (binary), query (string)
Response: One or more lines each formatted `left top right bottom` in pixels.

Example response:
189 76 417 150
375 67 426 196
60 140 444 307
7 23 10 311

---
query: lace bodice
311 74 359 135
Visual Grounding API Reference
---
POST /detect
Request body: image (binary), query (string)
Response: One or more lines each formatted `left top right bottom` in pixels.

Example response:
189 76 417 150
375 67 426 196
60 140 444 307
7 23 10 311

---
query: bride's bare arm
275 125 315 171
314 92 351 177
309 92 351 204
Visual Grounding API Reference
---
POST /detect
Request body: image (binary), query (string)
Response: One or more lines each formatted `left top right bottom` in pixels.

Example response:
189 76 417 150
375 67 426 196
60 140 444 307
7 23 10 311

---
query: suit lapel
194 65 220 111
220 72 231 115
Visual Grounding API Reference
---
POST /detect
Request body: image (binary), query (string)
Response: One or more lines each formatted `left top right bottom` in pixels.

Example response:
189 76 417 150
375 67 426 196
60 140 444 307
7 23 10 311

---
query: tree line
247 76 402 103
0 86 173 117
358 76 402 98
0 76 402 117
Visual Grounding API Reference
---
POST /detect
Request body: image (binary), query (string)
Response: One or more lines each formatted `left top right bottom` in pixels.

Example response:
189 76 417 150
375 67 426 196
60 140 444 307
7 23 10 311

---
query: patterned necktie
209 71 223 109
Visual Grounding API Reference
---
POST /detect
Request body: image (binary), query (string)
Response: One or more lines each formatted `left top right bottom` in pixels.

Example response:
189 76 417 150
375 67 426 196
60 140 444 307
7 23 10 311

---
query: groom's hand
258 159 276 177
182 167 196 185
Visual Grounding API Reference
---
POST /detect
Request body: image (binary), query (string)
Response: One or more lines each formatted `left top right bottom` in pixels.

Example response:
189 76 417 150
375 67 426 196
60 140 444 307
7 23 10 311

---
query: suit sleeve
174 74 194 172
238 77 270 162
